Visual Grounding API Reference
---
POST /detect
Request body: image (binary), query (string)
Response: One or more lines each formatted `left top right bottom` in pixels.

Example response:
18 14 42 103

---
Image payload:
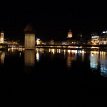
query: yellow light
52 49 55 54
68 50 71 54
19 52 22 57
49 49 51 52
71 50 77 54
36 38 41 45
36 51 40 62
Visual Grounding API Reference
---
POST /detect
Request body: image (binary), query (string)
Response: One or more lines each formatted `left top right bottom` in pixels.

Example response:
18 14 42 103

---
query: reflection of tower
0 31 4 43
24 50 35 66
0 51 5 64
67 29 72 38
24 25 35 49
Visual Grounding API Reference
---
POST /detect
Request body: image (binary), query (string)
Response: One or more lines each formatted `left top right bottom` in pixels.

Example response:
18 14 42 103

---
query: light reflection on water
1 48 107 77
66 50 77 68
24 50 35 66
0 51 5 64
99 51 107 76
90 51 99 69
90 51 107 77
36 49 40 62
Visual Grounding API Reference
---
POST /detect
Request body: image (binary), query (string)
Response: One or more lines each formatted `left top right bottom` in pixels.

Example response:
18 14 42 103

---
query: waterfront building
91 35 100 45
0 31 4 44
99 31 107 45
90 31 107 45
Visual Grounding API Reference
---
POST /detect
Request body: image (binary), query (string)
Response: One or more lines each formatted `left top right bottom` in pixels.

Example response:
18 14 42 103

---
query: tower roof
24 24 35 34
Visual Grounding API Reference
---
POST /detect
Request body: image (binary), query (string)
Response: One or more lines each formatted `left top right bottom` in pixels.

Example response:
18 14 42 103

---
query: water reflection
100 51 107 77
1 47 107 77
0 51 5 64
24 50 35 66
90 51 107 77
66 50 77 68
36 49 40 62
90 51 99 69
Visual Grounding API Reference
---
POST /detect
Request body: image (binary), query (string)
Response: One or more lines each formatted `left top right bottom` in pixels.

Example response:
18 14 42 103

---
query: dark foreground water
0 48 107 98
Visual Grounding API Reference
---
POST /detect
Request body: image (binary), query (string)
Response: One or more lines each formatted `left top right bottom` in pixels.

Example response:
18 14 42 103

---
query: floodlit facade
99 36 107 45
91 36 100 45
90 31 107 45
67 30 72 38
0 31 4 43
24 25 35 49
25 34 35 49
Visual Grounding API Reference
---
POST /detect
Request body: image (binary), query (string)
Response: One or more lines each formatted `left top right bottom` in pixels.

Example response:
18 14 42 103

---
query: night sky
0 1 107 41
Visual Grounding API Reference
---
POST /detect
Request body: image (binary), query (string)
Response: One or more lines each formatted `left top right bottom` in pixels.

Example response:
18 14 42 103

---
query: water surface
0 48 107 96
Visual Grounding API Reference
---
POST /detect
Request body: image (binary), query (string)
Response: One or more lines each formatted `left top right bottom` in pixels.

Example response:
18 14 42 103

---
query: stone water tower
24 24 35 49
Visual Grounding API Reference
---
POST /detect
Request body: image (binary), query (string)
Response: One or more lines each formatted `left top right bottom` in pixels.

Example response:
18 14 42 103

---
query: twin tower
24 25 35 49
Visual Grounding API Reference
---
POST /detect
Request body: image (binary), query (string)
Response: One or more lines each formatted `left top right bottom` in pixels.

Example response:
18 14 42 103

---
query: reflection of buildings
0 51 5 64
90 51 107 77
99 51 107 76
36 49 40 62
24 50 35 66
24 25 35 49
77 50 85 61
67 53 72 67
67 50 77 68
90 51 99 69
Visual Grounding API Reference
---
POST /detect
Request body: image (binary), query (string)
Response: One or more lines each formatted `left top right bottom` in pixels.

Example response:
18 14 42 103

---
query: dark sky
0 1 107 41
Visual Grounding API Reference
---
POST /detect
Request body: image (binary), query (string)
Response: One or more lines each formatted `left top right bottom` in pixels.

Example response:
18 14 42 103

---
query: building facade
67 29 72 38
91 36 100 45
0 31 4 44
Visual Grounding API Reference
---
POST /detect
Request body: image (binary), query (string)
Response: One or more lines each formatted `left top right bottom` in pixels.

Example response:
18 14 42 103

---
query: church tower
67 29 72 38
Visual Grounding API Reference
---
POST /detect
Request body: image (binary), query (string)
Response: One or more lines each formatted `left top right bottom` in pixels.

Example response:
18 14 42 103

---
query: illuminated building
49 40 54 45
36 38 41 45
24 25 35 49
0 31 4 43
67 29 72 38
99 31 107 45
91 36 99 45
90 31 107 45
